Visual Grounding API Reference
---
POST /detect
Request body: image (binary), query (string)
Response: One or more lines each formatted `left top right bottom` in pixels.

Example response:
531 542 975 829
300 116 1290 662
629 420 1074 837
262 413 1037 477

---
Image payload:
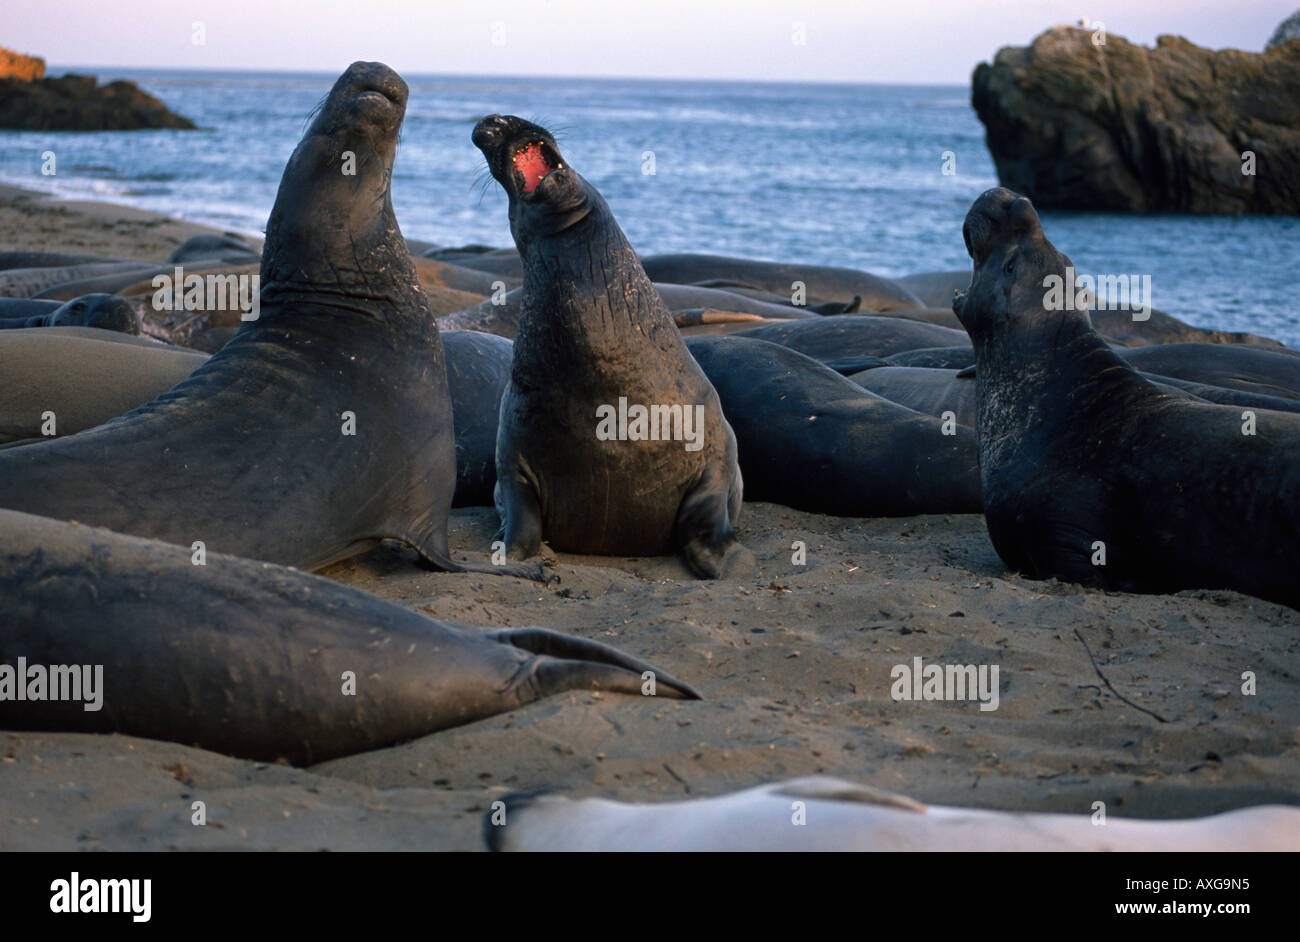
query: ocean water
1 68 1297 345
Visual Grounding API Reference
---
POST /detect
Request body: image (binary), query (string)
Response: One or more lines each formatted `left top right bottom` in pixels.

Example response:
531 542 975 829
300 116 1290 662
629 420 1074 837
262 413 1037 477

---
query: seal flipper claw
489 626 702 699
494 470 544 560
407 529 550 582
675 479 747 580
414 547 550 583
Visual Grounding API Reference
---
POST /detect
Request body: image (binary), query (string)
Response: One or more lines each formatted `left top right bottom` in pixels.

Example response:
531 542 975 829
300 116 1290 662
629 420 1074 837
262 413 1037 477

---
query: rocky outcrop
1269 10 1300 49
0 73 198 131
971 26 1300 215
0 46 45 81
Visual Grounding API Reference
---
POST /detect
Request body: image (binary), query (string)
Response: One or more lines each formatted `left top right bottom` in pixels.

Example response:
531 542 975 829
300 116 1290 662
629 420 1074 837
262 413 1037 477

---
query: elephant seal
166 231 262 265
0 327 535 500
1141 373 1300 414
689 282 861 314
473 114 747 578
845 365 1238 427
864 307 965 330
885 346 977 370
0 261 156 299
686 336 981 516
954 187 1300 608
424 245 523 281
639 253 923 312
893 270 972 308
0 251 132 271
1117 343 1300 400
0 293 138 333
412 256 517 296
0 63 526 577
0 509 698 766
735 315 971 373
897 268 1287 348
487 776 1300 851
0 330 207 444
442 329 513 507
438 281 818 340
847 365 978 427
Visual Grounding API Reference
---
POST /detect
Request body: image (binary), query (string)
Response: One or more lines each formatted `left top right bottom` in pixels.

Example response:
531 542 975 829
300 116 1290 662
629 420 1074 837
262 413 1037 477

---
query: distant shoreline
0 175 265 245
0 183 263 260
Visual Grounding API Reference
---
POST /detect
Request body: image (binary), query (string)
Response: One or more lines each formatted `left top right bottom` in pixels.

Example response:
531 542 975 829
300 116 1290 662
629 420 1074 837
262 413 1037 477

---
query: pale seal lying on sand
487 776 1300 851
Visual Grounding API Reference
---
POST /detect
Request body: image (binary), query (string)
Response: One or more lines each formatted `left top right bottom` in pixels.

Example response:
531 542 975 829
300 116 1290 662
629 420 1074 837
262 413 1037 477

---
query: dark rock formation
971 26 1300 215
0 73 197 131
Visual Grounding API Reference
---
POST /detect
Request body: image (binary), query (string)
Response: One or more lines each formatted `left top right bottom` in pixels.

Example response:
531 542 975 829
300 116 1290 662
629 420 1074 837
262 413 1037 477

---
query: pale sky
7 0 1295 84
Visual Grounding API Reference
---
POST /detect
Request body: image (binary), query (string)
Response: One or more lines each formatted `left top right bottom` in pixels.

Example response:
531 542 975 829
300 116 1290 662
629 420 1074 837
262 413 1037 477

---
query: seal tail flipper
811 295 861 315
487 626 702 700
414 546 552 583
406 524 552 582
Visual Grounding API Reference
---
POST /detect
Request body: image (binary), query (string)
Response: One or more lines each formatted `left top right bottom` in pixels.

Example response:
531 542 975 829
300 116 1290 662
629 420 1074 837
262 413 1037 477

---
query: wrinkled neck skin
511 179 680 389
967 285 1142 451
257 128 425 336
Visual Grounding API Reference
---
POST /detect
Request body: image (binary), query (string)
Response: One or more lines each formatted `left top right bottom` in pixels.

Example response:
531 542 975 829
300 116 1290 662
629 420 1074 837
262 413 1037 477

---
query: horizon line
41 62 977 90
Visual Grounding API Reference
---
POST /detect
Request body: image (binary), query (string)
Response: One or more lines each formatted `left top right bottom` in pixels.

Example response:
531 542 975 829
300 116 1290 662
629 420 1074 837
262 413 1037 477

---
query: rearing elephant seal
0 63 505 576
954 187 1300 609
472 115 747 578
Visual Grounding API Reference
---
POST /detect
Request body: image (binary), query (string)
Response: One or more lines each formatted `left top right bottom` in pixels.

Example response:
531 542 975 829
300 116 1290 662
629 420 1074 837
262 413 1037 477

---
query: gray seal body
0 509 698 765
0 63 492 575
954 187 1300 608
472 115 747 578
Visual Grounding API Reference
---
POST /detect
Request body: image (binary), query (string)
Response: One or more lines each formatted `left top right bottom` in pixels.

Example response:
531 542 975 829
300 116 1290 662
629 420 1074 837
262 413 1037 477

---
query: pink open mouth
513 142 555 195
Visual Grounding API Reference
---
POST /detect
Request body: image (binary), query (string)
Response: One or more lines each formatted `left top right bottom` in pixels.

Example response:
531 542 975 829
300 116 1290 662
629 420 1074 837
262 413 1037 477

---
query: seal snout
962 187 1044 264
471 113 513 152
339 61 408 110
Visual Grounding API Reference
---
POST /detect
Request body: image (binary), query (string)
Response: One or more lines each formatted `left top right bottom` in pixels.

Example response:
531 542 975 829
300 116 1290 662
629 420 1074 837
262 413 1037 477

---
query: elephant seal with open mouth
472 114 748 578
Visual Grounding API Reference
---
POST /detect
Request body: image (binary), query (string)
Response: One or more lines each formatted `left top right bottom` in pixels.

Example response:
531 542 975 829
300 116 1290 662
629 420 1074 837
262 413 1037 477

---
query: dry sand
1 190 1297 852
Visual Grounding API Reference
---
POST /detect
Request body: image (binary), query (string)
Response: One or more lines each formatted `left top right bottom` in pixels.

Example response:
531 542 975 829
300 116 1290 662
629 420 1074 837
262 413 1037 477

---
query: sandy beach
0 188 1296 852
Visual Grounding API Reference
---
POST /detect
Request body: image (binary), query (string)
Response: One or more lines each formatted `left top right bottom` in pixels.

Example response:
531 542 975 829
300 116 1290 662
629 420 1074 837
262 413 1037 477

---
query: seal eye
1003 259 1015 276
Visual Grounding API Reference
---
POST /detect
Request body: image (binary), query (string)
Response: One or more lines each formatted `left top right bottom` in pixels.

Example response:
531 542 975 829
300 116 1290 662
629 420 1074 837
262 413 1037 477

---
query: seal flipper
415 548 550 582
488 626 702 699
409 535 550 582
404 519 550 582
675 472 751 580
494 463 544 560
812 295 861 315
